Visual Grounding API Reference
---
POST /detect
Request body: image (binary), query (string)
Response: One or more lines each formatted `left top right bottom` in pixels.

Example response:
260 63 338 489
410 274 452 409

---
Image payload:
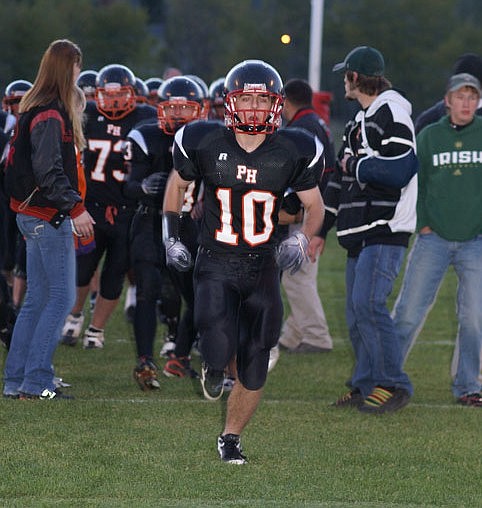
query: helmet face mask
157 76 206 135
224 60 284 134
158 99 202 134
95 64 137 120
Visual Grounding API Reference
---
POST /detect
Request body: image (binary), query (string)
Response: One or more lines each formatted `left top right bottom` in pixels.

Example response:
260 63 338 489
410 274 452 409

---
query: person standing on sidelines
277 78 334 355
410 53 482 384
162 60 324 463
392 73 482 407
414 53 482 134
320 46 418 414
3 39 94 399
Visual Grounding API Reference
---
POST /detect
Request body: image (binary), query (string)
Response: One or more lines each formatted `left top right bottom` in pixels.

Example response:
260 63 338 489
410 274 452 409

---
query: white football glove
275 230 309 274
165 238 192 272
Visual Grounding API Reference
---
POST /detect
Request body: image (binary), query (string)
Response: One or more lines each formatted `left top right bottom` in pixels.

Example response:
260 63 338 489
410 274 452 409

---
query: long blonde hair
20 39 85 150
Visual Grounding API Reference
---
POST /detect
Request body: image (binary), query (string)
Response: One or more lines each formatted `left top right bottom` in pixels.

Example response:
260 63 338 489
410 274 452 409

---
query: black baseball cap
333 46 385 77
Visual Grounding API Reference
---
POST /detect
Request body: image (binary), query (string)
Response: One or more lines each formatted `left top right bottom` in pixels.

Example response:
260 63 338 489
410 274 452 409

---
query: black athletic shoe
163 353 199 379
3 392 20 399
457 392 482 407
358 386 410 414
19 389 74 400
200 363 225 401
133 357 161 391
217 434 247 464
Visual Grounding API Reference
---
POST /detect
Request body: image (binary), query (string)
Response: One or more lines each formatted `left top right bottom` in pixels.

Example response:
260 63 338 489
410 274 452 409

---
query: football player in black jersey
162 60 324 464
61 64 157 349
124 76 207 390
1 80 30 316
0 82 22 348
208 77 225 122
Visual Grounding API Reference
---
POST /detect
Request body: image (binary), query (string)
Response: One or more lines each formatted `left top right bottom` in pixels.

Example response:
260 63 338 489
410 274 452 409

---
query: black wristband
162 211 181 245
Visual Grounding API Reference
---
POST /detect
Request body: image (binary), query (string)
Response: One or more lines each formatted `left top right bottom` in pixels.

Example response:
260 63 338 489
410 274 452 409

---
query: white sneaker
268 344 280 373
83 327 105 349
160 340 176 358
61 313 84 346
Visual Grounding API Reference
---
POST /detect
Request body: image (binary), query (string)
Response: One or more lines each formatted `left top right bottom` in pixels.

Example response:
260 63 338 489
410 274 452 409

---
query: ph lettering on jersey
107 124 122 137
236 165 258 184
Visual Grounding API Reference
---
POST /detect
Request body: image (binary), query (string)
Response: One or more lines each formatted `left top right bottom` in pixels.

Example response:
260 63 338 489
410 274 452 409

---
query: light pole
308 0 324 92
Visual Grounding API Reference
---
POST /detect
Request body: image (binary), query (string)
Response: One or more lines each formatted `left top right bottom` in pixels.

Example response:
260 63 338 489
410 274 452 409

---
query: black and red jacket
5 100 85 227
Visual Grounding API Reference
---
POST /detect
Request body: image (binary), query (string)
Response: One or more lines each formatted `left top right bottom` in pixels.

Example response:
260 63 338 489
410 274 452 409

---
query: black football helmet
184 74 210 116
76 70 98 99
157 76 206 134
184 74 209 98
209 77 225 106
224 59 284 134
145 77 163 105
208 77 225 120
95 64 137 120
134 77 149 103
3 79 32 113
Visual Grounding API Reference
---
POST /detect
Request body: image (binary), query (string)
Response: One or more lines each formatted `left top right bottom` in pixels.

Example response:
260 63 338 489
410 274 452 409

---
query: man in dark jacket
318 46 418 414
276 79 334 356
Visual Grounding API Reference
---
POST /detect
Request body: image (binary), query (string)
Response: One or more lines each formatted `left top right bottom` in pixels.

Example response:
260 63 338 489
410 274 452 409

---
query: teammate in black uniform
76 70 98 101
163 60 324 464
0 83 21 348
144 77 163 106
124 75 206 389
208 77 225 122
62 64 157 348
1 80 30 316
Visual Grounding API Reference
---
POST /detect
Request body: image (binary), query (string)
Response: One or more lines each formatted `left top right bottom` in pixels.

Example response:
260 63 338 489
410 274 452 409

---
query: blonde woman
3 39 94 400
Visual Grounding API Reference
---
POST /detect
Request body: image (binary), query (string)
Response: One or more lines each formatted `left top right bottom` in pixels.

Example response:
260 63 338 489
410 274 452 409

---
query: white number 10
215 188 275 246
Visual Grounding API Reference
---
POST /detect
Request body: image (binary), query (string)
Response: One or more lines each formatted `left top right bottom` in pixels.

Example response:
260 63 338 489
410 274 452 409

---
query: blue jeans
392 232 482 398
345 244 412 398
3 215 77 396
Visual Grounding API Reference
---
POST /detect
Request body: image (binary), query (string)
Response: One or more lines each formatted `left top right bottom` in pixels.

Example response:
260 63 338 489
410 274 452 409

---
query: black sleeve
30 116 81 211
124 132 153 200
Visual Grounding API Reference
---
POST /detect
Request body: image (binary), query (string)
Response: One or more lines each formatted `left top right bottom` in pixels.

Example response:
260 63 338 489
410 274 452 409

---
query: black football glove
275 230 309 275
141 172 166 196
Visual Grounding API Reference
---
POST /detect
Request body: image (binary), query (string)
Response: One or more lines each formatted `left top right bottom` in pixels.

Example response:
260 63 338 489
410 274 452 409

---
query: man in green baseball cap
332 46 385 76
319 45 418 414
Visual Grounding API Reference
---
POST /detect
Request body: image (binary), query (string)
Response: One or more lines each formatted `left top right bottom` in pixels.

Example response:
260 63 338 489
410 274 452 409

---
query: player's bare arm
297 186 324 240
162 169 195 272
163 169 193 214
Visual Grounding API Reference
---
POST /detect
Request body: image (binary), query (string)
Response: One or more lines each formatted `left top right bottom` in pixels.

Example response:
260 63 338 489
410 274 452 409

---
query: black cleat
200 363 225 401
133 357 161 391
217 434 247 464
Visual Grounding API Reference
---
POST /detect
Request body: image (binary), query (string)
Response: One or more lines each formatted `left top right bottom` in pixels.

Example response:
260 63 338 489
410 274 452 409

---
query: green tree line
1 0 480 118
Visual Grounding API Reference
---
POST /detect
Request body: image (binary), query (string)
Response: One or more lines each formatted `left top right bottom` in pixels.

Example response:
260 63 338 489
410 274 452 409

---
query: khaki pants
279 230 332 350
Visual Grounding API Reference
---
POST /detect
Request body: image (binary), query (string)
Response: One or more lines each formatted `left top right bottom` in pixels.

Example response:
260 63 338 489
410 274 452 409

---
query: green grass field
1 238 480 507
